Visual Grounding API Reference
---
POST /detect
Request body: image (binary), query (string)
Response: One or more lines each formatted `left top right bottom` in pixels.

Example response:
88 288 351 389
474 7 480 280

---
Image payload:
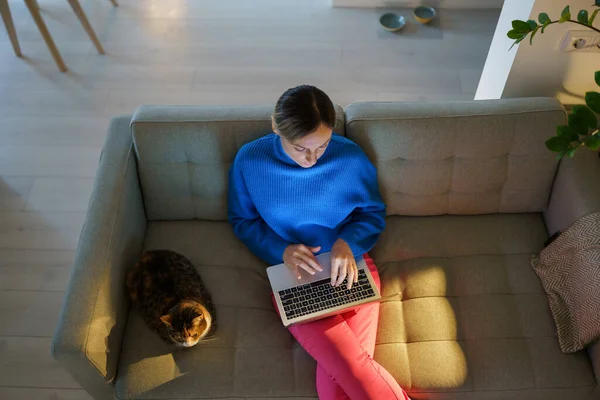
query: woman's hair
273 85 336 141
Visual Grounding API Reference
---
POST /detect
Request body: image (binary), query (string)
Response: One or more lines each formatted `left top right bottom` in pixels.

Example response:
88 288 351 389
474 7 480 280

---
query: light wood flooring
0 0 499 398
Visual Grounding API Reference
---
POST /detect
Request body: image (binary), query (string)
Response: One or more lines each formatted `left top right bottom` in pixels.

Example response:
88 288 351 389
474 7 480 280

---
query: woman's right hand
283 245 323 279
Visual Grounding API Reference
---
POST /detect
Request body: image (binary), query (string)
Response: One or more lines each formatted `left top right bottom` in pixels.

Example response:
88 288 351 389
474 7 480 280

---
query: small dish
414 6 436 24
379 13 406 32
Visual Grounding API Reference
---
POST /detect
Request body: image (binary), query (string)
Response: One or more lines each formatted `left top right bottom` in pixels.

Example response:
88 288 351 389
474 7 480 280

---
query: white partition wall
476 0 600 104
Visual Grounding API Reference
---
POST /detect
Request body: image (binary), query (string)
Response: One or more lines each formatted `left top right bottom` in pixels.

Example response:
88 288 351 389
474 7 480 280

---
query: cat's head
159 300 213 348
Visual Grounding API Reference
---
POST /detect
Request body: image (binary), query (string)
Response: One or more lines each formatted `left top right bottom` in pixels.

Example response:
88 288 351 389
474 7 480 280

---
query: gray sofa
52 98 600 400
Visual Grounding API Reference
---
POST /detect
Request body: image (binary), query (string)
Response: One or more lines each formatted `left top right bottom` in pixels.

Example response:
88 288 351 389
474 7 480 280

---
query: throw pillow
531 212 600 353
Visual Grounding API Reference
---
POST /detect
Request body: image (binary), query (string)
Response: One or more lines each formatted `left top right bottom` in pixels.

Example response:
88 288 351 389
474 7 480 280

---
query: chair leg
24 0 67 72
0 0 22 57
66 0 105 55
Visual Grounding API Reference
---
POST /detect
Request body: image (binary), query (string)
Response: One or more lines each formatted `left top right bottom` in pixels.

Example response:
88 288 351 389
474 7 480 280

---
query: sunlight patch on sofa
376 264 469 390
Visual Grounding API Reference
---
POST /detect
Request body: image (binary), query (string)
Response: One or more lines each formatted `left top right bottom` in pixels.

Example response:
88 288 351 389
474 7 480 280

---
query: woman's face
276 123 333 168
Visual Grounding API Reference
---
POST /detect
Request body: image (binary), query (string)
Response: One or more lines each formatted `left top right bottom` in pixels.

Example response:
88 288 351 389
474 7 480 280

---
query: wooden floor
0 0 499 398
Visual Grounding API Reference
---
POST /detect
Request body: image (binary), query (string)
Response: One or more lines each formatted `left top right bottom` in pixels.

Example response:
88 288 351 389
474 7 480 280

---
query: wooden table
0 0 112 72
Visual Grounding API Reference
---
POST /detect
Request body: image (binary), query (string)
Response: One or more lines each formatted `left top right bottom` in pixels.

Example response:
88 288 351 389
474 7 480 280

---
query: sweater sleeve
338 153 386 256
228 154 290 265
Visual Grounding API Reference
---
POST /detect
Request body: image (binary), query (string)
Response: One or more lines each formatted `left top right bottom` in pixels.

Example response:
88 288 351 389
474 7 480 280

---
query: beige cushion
130 104 345 221
116 214 596 400
116 220 318 400
371 213 595 399
345 98 566 216
533 212 600 353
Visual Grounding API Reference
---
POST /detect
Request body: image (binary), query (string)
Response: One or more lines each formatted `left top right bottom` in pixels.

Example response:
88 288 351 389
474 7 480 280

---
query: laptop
267 252 381 327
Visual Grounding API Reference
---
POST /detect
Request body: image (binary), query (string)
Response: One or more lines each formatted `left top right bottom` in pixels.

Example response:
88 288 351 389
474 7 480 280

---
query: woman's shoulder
329 134 370 162
235 133 276 162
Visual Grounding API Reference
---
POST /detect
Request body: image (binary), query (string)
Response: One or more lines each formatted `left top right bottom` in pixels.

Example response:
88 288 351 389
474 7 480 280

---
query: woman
228 85 410 400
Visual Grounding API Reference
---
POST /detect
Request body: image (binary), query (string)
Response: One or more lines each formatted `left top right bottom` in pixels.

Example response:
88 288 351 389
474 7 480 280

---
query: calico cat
126 250 216 348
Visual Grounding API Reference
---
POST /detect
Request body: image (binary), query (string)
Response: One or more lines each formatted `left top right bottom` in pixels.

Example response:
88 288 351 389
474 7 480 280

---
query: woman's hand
330 239 358 289
283 245 323 279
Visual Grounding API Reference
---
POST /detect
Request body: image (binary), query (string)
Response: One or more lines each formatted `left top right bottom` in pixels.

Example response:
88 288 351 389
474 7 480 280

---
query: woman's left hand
330 239 358 289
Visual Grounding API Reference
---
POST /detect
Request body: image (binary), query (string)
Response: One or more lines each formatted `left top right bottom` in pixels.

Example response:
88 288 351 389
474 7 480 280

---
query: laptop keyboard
278 269 376 320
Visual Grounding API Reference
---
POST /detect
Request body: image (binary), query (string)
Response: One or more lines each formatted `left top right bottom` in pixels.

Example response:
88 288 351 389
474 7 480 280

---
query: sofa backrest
345 98 566 216
130 104 346 220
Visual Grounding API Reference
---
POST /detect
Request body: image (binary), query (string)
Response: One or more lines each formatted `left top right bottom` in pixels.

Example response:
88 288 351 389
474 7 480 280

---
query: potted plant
546 71 599 159
506 3 600 159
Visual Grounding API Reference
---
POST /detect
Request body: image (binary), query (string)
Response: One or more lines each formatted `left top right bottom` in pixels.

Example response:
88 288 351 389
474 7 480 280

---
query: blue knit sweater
228 133 386 265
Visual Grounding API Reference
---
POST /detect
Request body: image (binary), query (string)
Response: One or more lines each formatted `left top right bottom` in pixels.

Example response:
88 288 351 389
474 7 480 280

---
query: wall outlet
560 30 600 53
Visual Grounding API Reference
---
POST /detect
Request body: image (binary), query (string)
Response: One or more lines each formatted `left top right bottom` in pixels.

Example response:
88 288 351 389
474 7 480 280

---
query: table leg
0 0 22 57
66 0 105 55
24 0 68 72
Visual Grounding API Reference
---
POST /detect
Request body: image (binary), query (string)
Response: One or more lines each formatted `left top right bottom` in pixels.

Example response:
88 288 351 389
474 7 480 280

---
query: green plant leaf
509 35 527 50
546 135 571 152
596 0 600 7
585 91 600 113
512 20 533 33
566 146 579 158
530 26 539 44
590 9 599 25
538 12 550 24
541 20 551 33
527 19 538 30
507 29 524 39
569 114 590 135
557 125 580 140
583 135 600 150
560 6 571 22
596 71 600 86
572 105 598 129
578 10 589 24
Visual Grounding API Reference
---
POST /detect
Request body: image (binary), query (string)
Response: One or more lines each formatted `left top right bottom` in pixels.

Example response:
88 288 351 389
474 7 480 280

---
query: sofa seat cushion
371 213 596 400
115 215 596 400
115 220 318 400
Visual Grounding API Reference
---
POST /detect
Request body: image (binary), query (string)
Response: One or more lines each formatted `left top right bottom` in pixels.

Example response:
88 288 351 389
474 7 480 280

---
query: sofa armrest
544 149 600 235
51 116 147 400
545 149 600 390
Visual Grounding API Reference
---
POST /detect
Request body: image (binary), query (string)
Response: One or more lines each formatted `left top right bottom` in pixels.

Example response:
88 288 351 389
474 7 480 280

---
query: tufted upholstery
52 99 600 400
130 104 345 221
345 98 566 216
113 214 597 400
370 214 595 399
116 220 318 400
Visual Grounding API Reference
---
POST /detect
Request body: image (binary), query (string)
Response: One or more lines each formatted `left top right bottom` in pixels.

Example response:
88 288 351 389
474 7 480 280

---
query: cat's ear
160 314 173 327
192 314 204 326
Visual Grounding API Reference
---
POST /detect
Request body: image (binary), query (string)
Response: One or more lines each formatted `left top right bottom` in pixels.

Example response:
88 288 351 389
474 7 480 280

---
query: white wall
332 0 504 9
476 0 600 104
475 0 535 100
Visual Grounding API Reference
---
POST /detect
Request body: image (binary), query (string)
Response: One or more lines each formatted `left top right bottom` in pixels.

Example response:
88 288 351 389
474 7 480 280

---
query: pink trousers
272 254 410 400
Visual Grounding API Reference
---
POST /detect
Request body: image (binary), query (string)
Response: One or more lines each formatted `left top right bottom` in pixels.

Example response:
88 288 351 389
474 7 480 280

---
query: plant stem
544 20 600 33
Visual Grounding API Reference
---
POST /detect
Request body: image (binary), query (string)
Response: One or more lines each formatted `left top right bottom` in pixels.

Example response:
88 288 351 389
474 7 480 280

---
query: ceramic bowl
414 6 436 24
379 13 406 32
